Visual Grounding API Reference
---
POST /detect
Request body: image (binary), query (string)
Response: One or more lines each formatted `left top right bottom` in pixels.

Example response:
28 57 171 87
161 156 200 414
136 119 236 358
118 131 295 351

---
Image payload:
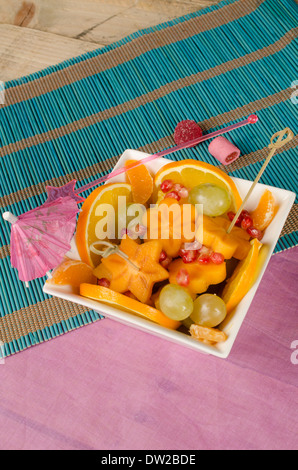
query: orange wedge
125 159 153 204
76 182 133 267
80 284 181 330
153 159 242 211
47 259 97 287
251 189 278 231
222 238 262 313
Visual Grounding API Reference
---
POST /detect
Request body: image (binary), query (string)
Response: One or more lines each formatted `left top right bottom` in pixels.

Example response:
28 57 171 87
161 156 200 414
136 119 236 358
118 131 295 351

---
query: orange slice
47 259 97 287
76 182 133 267
153 159 242 211
222 238 262 313
251 189 278 231
80 284 181 330
125 159 153 204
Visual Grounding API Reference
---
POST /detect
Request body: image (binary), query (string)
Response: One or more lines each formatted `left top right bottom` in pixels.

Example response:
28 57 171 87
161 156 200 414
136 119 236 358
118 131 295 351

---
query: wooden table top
0 0 218 82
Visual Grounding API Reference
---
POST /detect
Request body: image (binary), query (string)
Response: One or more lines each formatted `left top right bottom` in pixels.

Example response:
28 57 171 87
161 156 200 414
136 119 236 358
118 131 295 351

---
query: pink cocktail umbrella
2 196 80 286
46 115 258 203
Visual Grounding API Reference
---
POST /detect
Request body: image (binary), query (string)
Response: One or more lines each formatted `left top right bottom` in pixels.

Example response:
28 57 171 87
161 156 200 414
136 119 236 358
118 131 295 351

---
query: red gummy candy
174 120 203 145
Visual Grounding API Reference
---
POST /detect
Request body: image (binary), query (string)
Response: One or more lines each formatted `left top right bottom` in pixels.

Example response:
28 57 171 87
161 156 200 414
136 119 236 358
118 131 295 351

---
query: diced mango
168 258 226 294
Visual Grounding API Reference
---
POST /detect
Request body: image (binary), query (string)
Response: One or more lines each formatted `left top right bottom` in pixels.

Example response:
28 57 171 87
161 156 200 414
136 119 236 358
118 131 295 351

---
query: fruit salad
48 158 278 346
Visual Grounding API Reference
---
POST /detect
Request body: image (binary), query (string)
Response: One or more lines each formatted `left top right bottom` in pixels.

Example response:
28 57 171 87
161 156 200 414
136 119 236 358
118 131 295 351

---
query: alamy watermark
89 198 203 250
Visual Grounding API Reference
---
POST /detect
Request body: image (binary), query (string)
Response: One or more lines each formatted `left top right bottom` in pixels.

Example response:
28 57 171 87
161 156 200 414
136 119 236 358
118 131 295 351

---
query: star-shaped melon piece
93 236 169 303
168 258 227 294
197 215 251 260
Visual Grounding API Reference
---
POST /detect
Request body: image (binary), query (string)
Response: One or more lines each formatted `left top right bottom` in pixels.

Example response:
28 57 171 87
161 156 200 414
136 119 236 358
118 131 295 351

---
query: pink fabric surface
0 247 297 450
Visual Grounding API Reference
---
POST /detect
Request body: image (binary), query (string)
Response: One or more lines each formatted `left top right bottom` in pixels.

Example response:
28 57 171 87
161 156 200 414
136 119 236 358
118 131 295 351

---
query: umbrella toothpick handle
89 240 140 271
227 127 294 234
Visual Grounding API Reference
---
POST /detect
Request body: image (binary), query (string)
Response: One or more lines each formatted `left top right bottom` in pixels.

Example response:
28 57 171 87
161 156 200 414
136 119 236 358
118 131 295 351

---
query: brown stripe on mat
0 244 10 260
0 296 91 345
0 86 292 209
1 27 296 159
4 0 264 106
280 204 298 237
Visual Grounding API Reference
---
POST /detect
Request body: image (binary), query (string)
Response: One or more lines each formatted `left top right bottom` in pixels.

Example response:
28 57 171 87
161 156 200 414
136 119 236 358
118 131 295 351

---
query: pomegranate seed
198 245 212 256
176 269 190 287
120 228 128 238
198 256 210 265
181 250 199 264
247 226 263 240
124 291 137 300
135 224 147 238
165 191 181 201
183 240 202 251
173 183 183 192
178 187 189 199
227 211 242 227
241 209 250 217
97 278 110 288
210 252 225 264
161 179 174 193
159 250 167 262
160 255 172 269
241 215 253 230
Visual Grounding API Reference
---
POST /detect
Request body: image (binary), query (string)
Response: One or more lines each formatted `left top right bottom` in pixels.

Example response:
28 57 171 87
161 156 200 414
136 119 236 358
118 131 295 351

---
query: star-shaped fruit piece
168 258 227 294
93 236 169 303
197 215 251 260
46 180 85 204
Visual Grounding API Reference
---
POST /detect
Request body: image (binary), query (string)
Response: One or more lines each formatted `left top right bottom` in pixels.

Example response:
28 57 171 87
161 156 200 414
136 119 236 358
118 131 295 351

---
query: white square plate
43 150 296 358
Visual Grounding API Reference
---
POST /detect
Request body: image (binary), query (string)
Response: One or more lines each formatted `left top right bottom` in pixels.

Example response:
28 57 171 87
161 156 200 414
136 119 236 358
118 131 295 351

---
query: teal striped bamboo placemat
0 0 297 357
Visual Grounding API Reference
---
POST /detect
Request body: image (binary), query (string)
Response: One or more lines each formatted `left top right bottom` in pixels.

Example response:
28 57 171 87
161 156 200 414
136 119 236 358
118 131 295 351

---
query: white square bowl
43 149 296 358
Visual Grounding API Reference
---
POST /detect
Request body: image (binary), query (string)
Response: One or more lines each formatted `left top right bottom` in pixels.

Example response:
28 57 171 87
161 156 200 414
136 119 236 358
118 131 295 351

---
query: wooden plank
1 1 219 44
0 0 219 81
0 25 100 82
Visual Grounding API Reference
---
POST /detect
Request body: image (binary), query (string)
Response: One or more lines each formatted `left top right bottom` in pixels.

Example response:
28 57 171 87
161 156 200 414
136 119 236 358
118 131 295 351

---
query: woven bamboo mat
0 0 297 357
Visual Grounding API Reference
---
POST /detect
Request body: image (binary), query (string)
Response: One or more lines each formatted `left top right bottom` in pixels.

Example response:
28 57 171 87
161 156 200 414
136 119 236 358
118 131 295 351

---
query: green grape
159 284 194 321
190 294 227 327
189 183 231 217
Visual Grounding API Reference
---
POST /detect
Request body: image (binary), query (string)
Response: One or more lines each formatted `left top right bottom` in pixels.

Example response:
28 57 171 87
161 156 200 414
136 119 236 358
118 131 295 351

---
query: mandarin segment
251 189 278 231
189 324 227 344
125 159 153 204
48 259 97 287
